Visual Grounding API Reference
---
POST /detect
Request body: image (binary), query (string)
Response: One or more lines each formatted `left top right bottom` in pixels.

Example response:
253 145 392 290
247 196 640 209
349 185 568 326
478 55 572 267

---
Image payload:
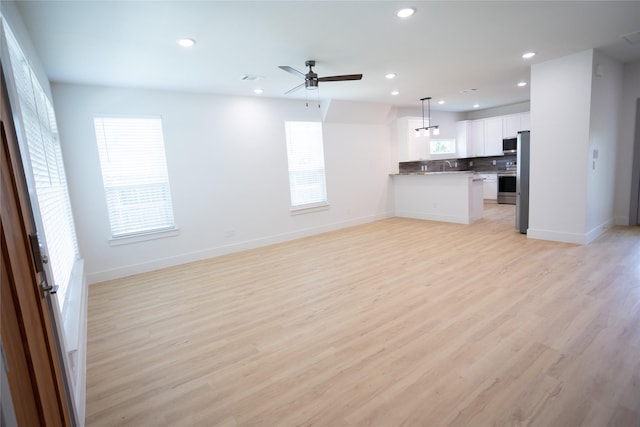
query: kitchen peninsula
392 171 484 224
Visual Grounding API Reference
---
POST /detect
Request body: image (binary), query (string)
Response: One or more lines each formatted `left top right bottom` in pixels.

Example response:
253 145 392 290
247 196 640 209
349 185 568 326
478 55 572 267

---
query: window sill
108 227 180 246
290 203 330 215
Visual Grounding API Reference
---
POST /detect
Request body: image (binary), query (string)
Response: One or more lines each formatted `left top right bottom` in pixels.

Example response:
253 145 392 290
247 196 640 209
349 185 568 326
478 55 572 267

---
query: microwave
502 137 517 154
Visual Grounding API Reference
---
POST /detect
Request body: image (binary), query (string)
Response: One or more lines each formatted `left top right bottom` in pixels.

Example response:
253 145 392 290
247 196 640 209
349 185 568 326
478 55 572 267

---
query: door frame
630 98 640 226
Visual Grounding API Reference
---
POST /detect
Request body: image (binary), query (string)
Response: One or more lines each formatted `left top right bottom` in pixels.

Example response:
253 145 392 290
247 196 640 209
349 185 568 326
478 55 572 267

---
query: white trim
585 218 615 244
393 211 476 225
527 217 615 245
527 228 585 244
108 227 180 246
290 203 330 215
87 212 392 284
613 215 630 226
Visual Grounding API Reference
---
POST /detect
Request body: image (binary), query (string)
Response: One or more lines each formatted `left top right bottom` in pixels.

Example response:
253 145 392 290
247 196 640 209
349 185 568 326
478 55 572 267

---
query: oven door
497 174 516 204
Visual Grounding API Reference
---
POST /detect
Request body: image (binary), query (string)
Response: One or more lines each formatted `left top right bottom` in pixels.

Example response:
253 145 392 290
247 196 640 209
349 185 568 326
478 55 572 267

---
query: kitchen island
391 171 484 224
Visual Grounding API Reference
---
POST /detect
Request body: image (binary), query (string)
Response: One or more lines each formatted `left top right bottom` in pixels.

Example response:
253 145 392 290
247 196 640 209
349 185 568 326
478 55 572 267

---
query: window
4 21 79 308
284 121 327 210
93 117 175 238
430 138 456 155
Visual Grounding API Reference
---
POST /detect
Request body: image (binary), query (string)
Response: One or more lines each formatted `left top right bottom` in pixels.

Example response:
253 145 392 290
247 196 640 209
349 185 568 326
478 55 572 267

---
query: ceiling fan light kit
278 60 363 95
415 96 439 137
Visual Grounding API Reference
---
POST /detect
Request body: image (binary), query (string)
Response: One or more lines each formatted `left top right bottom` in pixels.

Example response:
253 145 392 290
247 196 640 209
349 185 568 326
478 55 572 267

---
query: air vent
240 74 264 81
621 30 640 45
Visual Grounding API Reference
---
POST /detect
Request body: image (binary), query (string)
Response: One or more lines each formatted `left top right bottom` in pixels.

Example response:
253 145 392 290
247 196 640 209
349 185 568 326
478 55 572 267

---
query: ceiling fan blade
318 74 363 82
278 65 306 79
284 82 305 94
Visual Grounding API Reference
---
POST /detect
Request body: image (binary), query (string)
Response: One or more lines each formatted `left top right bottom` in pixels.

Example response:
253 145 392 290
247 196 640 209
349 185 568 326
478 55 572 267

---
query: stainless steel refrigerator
516 131 530 234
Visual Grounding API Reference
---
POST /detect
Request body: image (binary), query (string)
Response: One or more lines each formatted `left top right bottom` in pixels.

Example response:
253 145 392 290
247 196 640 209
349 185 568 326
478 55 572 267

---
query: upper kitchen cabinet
456 111 531 158
455 121 470 158
469 119 485 157
502 112 531 138
397 117 430 162
484 116 503 156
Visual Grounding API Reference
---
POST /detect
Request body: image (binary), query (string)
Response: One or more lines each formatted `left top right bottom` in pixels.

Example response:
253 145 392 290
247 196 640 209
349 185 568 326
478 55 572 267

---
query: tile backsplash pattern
399 154 517 174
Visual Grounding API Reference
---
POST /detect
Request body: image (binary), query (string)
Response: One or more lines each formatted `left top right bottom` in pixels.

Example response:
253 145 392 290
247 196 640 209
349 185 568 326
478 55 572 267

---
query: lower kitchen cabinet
477 173 497 201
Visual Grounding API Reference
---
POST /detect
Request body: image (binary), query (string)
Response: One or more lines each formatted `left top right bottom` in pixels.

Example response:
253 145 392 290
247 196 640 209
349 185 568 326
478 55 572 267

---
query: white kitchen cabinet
469 120 485 157
455 120 471 158
455 111 530 159
502 112 530 138
484 117 503 156
520 112 530 131
397 117 431 162
478 173 497 200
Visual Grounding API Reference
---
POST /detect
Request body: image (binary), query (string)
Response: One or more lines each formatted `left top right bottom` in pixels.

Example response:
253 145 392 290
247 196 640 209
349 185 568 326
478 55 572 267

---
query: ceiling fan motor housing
305 77 319 90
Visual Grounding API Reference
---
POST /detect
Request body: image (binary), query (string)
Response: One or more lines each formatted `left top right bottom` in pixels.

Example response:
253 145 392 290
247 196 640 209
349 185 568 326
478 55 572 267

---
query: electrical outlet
492 160 497 165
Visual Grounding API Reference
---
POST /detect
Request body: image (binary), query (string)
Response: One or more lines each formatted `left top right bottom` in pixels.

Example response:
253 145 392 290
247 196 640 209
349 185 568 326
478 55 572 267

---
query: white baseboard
614 215 630 226
394 210 475 225
527 217 615 245
87 212 392 284
585 217 616 243
526 228 586 244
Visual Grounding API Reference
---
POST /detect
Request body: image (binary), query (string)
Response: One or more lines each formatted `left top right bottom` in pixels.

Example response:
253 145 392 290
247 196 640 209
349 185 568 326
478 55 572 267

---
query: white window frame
284 121 329 212
429 138 457 158
93 116 177 240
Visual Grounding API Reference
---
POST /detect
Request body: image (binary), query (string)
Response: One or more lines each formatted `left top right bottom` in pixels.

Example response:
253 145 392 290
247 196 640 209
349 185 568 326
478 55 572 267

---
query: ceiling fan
278 60 363 94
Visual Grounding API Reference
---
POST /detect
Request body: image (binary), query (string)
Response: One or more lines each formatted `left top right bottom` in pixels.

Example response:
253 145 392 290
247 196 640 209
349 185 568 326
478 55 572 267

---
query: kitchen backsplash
399 154 517 174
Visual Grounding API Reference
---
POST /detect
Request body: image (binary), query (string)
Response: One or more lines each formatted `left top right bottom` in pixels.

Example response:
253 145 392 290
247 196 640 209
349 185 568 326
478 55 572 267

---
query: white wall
586 51 623 238
394 108 464 140
614 59 640 225
464 101 530 120
528 50 593 244
528 49 625 244
51 83 394 283
1 2 51 99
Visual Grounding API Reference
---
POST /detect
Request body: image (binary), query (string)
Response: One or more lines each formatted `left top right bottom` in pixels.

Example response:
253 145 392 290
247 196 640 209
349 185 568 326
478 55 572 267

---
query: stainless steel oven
497 171 516 204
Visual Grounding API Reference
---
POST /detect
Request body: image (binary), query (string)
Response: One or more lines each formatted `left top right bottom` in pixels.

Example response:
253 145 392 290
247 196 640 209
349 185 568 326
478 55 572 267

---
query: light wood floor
86 204 640 426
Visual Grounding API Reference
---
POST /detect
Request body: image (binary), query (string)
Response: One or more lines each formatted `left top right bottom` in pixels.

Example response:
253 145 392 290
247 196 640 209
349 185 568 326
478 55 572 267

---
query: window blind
93 117 175 238
285 121 327 209
5 22 79 307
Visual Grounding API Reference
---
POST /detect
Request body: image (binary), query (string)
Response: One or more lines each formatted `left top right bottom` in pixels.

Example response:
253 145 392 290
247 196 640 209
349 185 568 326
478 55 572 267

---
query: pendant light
414 96 439 137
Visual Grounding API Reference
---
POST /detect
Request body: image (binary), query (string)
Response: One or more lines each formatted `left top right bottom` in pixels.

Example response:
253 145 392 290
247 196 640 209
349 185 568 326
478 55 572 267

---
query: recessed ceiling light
177 38 196 48
253 88 264 94
396 7 416 18
473 103 480 108
438 100 445 105
391 90 400 95
517 81 527 87
522 52 536 59
385 73 397 79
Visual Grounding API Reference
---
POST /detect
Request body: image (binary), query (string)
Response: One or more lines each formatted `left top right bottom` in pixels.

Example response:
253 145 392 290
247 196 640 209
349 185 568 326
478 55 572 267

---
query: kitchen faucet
443 160 452 171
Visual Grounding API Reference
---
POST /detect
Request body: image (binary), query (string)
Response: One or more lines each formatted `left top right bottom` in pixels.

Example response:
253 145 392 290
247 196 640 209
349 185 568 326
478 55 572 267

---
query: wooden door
1 64 72 425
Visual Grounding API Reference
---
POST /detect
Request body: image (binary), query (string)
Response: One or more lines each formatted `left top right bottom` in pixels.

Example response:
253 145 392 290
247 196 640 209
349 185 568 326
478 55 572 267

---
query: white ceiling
10 0 640 112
